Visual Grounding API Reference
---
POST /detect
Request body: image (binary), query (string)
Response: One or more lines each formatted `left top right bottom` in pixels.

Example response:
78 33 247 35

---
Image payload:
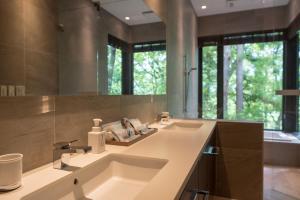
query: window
133 42 166 95
202 46 217 119
107 45 122 95
223 42 283 130
200 32 284 130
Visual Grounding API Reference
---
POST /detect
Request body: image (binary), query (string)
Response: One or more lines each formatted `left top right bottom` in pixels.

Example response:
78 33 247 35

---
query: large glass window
223 42 283 130
202 46 218 119
107 45 122 95
133 50 166 95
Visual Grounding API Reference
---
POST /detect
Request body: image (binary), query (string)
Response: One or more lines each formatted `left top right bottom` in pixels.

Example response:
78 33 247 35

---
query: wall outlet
0 85 8 96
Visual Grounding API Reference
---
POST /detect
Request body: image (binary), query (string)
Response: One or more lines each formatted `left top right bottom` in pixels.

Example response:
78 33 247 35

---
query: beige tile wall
264 141 300 167
198 6 288 37
0 0 59 95
25 0 59 95
0 97 55 172
0 0 25 86
0 95 167 172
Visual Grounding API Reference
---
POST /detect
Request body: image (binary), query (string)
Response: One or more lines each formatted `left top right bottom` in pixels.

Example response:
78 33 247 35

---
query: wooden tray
106 128 158 146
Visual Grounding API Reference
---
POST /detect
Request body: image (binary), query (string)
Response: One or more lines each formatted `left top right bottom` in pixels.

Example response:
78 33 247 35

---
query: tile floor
264 166 300 200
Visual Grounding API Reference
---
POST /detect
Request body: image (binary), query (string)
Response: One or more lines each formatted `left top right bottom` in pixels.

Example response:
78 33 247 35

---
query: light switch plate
8 85 15 96
16 86 25 96
0 85 8 96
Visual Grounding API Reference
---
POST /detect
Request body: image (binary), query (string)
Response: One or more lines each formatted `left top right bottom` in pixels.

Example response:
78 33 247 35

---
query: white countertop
0 119 216 200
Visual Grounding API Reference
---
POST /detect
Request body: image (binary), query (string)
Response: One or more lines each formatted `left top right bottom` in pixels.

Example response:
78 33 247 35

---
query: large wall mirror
0 0 166 96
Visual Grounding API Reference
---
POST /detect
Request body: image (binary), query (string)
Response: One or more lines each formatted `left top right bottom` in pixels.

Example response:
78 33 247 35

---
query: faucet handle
54 140 79 149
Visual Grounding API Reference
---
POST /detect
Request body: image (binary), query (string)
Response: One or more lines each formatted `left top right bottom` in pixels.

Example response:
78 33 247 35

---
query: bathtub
264 131 299 143
264 131 300 167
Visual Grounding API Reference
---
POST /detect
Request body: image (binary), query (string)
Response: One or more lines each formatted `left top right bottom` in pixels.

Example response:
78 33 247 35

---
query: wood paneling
264 141 300 167
215 121 264 200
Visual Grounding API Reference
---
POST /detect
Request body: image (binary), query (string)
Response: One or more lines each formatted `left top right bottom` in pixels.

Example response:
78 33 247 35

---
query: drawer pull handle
189 189 209 200
203 146 219 156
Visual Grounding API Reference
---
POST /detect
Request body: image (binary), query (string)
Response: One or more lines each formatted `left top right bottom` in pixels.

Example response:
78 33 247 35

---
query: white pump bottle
88 119 105 154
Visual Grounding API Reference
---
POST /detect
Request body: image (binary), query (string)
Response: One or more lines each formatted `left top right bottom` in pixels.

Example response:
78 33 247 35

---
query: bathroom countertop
127 119 216 200
0 119 216 200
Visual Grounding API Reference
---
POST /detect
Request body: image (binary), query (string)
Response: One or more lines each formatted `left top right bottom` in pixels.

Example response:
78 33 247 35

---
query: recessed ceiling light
125 16 130 20
201 5 207 9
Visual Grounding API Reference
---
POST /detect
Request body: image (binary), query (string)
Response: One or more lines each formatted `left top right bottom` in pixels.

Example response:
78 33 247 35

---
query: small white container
88 119 106 154
0 153 23 191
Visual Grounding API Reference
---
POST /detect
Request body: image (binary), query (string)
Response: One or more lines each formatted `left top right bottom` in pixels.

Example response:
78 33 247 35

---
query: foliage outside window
107 45 122 95
133 50 166 95
223 42 283 130
202 46 217 119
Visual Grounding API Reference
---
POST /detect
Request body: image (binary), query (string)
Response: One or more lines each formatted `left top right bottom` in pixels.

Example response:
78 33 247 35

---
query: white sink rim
163 121 203 130
21 153 168 200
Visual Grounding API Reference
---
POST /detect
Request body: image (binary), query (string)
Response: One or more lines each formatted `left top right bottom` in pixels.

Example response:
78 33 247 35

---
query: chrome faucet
53 140 91 170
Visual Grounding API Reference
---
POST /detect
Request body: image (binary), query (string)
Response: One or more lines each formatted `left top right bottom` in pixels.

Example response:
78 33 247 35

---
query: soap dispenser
88 119 105 154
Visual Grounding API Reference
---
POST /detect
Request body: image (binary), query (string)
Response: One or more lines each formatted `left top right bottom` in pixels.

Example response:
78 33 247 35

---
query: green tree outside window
133 51 166 95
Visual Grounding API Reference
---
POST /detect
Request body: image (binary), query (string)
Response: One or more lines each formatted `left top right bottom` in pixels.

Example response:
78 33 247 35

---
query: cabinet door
180 162 199 200
199 131 216 194
180 131 217 200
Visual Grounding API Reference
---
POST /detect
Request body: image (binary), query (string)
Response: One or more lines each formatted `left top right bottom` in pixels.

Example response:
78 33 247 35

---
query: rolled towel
129 119 143 129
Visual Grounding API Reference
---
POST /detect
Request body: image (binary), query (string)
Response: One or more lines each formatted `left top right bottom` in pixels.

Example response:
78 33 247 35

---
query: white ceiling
192 0 290 17
99 0 161 26
98 0 290 26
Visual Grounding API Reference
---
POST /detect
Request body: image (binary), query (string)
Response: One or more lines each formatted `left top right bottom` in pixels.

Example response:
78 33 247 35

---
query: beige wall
58 0 100 95
198 6 288 37
102 9 166 44
288 0 300 24
101 9 132 43
166 0 198 118
0 95 166 172
0 0 58 95
144 0 167 23
131 22 166 43
0 0 25 86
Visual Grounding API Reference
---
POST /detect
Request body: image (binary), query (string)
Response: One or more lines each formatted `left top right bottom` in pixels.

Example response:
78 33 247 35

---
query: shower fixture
183 55 197 114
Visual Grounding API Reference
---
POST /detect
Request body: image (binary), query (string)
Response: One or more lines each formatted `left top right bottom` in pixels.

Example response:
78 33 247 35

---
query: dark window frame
133 40 166 52
108 34 133 94
198 29 287 131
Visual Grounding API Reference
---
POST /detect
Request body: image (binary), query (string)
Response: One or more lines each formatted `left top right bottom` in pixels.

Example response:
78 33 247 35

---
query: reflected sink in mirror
22 154 168 200
163 121 203 131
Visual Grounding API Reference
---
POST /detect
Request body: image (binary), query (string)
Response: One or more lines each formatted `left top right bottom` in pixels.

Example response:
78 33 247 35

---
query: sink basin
163 121 203 131
22 154 168 200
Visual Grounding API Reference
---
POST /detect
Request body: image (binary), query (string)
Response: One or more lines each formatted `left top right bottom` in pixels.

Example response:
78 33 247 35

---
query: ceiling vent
142 10 154 16
226 0 238 8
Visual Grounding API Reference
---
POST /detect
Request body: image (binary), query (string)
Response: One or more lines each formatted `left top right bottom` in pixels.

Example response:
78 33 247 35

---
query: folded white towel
129 119 142 129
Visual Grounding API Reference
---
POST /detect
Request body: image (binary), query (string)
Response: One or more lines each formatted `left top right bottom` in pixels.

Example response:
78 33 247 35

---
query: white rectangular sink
22 154 168 200
163 121 203 131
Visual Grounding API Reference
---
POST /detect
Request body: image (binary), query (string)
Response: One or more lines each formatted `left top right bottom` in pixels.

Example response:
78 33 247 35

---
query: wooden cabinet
180 121 263 200
180 130 216 200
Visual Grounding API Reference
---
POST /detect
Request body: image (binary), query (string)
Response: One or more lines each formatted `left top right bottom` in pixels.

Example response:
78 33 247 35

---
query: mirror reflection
0 0 166 96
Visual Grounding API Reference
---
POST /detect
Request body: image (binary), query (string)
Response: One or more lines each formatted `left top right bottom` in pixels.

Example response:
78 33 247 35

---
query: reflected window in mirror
133 42 167 95
107 35 130 95
107 45 122 95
